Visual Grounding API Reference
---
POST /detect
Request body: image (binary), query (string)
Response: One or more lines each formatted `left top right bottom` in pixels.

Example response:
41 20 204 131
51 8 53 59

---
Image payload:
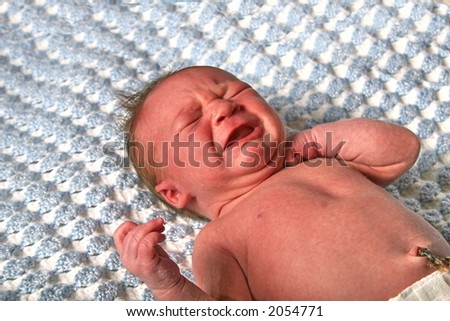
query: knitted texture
0 0 449 300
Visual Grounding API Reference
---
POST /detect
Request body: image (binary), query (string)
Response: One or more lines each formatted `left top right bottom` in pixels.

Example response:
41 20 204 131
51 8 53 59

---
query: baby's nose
211 100 238 126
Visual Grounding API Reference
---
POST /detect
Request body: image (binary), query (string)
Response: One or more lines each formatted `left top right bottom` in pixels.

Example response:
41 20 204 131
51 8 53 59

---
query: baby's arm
287 118 420 186
192 228 253 300
114 218 214 300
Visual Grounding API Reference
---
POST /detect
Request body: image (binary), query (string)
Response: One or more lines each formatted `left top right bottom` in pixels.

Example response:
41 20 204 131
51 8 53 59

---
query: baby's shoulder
195 219 223 245
195 216 240 250
193 220 237 264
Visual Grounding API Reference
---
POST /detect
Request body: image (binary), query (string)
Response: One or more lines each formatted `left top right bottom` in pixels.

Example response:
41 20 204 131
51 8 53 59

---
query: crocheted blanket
1 0 449 301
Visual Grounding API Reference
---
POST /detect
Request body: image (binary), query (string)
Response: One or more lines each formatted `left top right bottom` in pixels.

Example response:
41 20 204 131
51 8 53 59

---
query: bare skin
114 66 450 300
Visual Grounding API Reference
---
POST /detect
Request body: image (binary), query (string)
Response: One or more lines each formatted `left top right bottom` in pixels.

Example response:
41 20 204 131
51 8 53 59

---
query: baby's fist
114 218 182 291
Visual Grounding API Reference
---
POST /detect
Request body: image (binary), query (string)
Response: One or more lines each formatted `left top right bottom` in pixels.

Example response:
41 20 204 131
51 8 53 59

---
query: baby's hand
285 131 319 166
114 218 183 295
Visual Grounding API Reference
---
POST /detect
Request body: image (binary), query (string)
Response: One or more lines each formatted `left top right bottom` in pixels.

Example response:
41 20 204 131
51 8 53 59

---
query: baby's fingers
122 219 165 257
114 221 138 254
114 218 165 255
137 232 167 260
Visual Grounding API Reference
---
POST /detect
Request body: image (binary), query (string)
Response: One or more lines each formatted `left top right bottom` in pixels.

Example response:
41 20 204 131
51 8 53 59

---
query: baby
114 66 450 300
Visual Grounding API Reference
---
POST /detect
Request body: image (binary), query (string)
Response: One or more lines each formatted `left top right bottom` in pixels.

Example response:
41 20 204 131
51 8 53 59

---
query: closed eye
174 109 202 133
184 115 201 131
229 86 254 100
188 117 201 127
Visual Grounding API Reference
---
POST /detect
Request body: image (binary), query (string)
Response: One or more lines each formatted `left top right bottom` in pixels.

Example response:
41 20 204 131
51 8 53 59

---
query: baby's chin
223 140 281 172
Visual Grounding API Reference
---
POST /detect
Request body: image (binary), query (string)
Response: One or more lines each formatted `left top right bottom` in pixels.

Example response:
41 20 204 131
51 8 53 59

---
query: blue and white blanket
1 0 449 300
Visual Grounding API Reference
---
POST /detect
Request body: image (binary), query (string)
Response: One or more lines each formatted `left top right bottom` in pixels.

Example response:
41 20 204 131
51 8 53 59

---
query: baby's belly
238 166 450 300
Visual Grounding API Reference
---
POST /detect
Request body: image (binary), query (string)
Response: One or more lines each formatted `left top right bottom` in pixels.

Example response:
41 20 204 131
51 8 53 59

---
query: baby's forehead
172 66 238 84
149 67 239 102
137 66 239 124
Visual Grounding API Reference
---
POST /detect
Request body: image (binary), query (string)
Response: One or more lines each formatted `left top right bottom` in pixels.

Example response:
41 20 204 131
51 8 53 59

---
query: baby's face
135 66 286 213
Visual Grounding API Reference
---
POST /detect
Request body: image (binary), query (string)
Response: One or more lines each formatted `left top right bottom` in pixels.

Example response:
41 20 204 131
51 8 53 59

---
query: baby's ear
155 180 191 209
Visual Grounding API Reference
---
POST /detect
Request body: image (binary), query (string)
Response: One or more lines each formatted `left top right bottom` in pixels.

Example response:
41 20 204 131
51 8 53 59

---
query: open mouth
225 125 255 149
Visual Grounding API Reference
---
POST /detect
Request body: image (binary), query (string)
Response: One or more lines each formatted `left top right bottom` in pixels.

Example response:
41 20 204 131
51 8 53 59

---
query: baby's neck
209 159 288 220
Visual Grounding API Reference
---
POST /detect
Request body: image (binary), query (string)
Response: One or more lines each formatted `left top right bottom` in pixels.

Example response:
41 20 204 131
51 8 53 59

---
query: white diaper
389 271 450 301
